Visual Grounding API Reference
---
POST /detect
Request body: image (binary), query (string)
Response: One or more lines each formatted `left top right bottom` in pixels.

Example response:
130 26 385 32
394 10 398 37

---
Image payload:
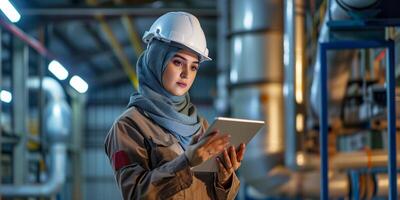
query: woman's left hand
216 143 246 187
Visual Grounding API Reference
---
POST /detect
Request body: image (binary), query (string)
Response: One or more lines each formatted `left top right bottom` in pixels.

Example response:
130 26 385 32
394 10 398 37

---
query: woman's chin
172 89 188 96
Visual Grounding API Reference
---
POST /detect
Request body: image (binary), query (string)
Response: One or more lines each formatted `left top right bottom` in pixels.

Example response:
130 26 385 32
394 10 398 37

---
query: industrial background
0 0 400 199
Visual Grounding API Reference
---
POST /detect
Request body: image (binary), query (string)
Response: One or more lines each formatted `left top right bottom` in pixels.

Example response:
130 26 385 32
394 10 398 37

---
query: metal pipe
215 0 230 115
332 150 400 170
295 151 400 170
310 0 384 118
310 0 354 118
246 167 350 198
283 0 306 170
375 174 400 197
0 144 67 197
281 171 349 198
230 0 285 153
283 0 297 170
230 0 285 196
28 77 65 101
12 37 29 186
0 77 71 197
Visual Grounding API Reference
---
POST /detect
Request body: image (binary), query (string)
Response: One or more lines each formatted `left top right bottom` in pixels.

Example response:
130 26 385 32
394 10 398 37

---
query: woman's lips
177 82 187 88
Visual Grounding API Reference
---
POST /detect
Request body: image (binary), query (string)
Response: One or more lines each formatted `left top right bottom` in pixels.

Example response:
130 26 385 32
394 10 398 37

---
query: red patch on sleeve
112 150 131 171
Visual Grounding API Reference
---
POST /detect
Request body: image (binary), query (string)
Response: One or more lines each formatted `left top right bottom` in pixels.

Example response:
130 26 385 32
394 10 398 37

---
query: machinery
1 0 400 199
226 0 400 199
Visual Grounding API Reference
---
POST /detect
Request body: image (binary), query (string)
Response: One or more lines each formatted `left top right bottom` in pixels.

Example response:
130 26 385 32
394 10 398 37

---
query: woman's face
162 50 199 96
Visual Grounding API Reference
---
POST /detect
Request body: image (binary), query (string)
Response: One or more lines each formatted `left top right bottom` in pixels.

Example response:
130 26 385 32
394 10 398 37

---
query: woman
105 12 246 200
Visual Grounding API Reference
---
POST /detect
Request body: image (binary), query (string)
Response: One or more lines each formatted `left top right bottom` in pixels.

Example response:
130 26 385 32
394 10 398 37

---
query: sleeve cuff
172 154 194 189
159 154 194 198
214 172 241 199
215 173 233 192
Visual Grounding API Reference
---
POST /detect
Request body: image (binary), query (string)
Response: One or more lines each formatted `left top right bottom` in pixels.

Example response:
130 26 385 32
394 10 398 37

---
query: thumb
190 132 204 145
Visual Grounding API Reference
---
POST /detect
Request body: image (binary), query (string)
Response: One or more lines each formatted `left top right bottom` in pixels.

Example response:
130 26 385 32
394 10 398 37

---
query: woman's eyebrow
174 55 199 64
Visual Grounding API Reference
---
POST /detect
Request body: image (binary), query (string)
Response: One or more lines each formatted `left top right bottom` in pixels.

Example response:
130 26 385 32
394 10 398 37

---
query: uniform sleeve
104 116 193 200
214 172 240 200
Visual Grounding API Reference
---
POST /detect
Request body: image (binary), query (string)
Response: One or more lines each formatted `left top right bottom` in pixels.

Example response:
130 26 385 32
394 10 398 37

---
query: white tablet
193 117 265 172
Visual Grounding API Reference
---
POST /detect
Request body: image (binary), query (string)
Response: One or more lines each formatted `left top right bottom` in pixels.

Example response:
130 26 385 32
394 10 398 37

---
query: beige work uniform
105 107 240 200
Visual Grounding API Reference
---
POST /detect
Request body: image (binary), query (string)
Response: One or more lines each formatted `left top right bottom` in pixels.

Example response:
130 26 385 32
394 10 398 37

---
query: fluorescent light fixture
0 0 21 23
69 75 88 93
1 90 12 103
48 60 69 80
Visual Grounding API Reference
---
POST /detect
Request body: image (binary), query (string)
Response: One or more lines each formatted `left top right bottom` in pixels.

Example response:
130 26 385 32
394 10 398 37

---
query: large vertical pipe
70 92 86 200
216 0 230 116
229 0 285 190
12 37 29 186
283 0 297 170
283 0 306 169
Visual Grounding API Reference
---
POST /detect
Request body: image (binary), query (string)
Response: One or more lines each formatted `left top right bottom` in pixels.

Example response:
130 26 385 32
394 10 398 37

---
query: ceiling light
48 60 69 80
1 90 12 103
69 75 88 93
0 0 21 23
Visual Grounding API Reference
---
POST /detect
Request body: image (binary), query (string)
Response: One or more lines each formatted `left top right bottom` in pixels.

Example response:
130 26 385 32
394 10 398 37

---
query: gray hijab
127 39 201 149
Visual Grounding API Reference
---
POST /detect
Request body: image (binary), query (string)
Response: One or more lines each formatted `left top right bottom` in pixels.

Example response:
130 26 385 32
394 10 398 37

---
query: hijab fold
127 40 201 149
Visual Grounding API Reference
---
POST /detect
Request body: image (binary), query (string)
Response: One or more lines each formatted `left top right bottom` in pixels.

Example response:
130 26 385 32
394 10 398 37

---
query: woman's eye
191 66 199 71
173 60 183 66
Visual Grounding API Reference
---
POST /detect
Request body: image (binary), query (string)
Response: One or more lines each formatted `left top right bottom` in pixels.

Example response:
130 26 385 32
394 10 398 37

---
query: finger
216 157 231 182
204 133 230 149
236 143 246 162
196 131 220 146
190 132 203 145
206 129 220 138
202 131 222 145
209 135 230 147
197 131 206 139
216 157 227 174
223 149 233 170
209 136 230 155
229 146 238 168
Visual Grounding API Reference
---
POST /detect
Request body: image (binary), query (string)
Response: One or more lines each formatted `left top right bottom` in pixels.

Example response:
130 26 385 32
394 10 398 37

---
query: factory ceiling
2 0 217 90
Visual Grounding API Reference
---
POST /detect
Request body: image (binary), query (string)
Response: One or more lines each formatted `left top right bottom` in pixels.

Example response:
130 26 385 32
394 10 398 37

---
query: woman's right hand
184 131 230 167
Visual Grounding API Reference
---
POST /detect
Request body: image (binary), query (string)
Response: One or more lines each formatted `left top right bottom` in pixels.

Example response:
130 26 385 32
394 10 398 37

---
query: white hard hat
143 11 211 63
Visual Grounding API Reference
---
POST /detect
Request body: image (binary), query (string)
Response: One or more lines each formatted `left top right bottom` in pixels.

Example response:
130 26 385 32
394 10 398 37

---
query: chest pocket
147 136 184 168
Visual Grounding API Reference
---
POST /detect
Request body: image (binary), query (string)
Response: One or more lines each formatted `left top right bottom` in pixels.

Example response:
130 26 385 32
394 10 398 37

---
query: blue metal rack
319 40 397 199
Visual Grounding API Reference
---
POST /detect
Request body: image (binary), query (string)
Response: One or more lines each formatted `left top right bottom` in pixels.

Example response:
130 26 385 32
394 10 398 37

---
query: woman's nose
180 67 188 78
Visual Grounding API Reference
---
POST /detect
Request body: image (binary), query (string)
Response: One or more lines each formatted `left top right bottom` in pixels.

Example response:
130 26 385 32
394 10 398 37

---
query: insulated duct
229 0 285 189
309 0 382 117
283 0 307 169
246 167 350 198
332 150 400 170
0 77 71 197
278 170 349 198
295 151 400 170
